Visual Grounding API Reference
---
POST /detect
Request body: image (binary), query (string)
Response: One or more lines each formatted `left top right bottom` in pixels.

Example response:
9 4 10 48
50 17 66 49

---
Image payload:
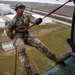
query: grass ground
0 22 71 75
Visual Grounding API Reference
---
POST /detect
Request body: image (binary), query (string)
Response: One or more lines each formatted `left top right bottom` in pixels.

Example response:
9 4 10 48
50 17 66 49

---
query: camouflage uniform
6 12 57 68
6 2 58 75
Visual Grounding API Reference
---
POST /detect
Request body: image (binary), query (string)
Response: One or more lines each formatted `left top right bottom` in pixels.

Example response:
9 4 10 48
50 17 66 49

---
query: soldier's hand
36 18 42 25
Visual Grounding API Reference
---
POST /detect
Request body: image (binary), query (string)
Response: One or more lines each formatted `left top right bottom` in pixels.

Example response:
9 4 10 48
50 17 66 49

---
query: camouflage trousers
13 34 55 69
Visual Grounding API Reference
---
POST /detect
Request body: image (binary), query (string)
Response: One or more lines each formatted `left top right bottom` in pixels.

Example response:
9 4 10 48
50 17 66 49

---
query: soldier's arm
6 18 16 39
28 13 42 25
9 18 16 30
27 13 35 23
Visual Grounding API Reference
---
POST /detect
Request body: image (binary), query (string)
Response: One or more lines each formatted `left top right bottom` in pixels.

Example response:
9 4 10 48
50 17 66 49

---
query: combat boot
55 51 72 65
26 67 33 75
55 56 65 65
51 55 64 65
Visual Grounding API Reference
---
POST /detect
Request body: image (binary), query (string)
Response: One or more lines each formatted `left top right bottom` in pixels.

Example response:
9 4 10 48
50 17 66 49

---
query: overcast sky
2 0 74 5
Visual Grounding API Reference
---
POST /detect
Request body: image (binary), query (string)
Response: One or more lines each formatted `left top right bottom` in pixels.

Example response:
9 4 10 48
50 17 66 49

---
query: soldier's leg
26 35 58 62
13 37 33 75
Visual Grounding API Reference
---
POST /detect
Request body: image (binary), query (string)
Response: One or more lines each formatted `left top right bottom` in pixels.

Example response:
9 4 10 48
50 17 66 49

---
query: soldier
6 2 59 75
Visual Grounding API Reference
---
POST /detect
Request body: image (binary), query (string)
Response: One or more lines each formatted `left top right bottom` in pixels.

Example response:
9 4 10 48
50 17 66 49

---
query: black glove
36 18 42 25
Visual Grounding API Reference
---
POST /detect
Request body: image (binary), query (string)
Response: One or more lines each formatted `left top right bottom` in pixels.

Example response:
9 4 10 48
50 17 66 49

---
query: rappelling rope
14 45 18 75
14 0 72 75
42 0 72 19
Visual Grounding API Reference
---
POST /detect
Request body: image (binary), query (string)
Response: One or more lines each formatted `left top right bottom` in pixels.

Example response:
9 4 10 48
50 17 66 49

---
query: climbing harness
14 0 72 75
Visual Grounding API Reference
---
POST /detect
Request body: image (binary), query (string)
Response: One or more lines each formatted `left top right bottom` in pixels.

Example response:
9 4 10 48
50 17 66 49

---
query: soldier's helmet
15 2 25 11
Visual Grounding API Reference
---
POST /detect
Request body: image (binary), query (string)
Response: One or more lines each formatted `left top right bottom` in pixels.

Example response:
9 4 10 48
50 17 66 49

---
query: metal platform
42 55 75 75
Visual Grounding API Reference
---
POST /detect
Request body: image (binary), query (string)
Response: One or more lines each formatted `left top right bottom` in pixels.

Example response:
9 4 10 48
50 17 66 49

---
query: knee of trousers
21 59 31 69
18 47 26 54
34 41 44 48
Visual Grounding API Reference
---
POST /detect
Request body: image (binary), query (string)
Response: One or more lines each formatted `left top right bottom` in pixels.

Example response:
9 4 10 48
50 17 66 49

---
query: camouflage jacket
6 12 35 39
